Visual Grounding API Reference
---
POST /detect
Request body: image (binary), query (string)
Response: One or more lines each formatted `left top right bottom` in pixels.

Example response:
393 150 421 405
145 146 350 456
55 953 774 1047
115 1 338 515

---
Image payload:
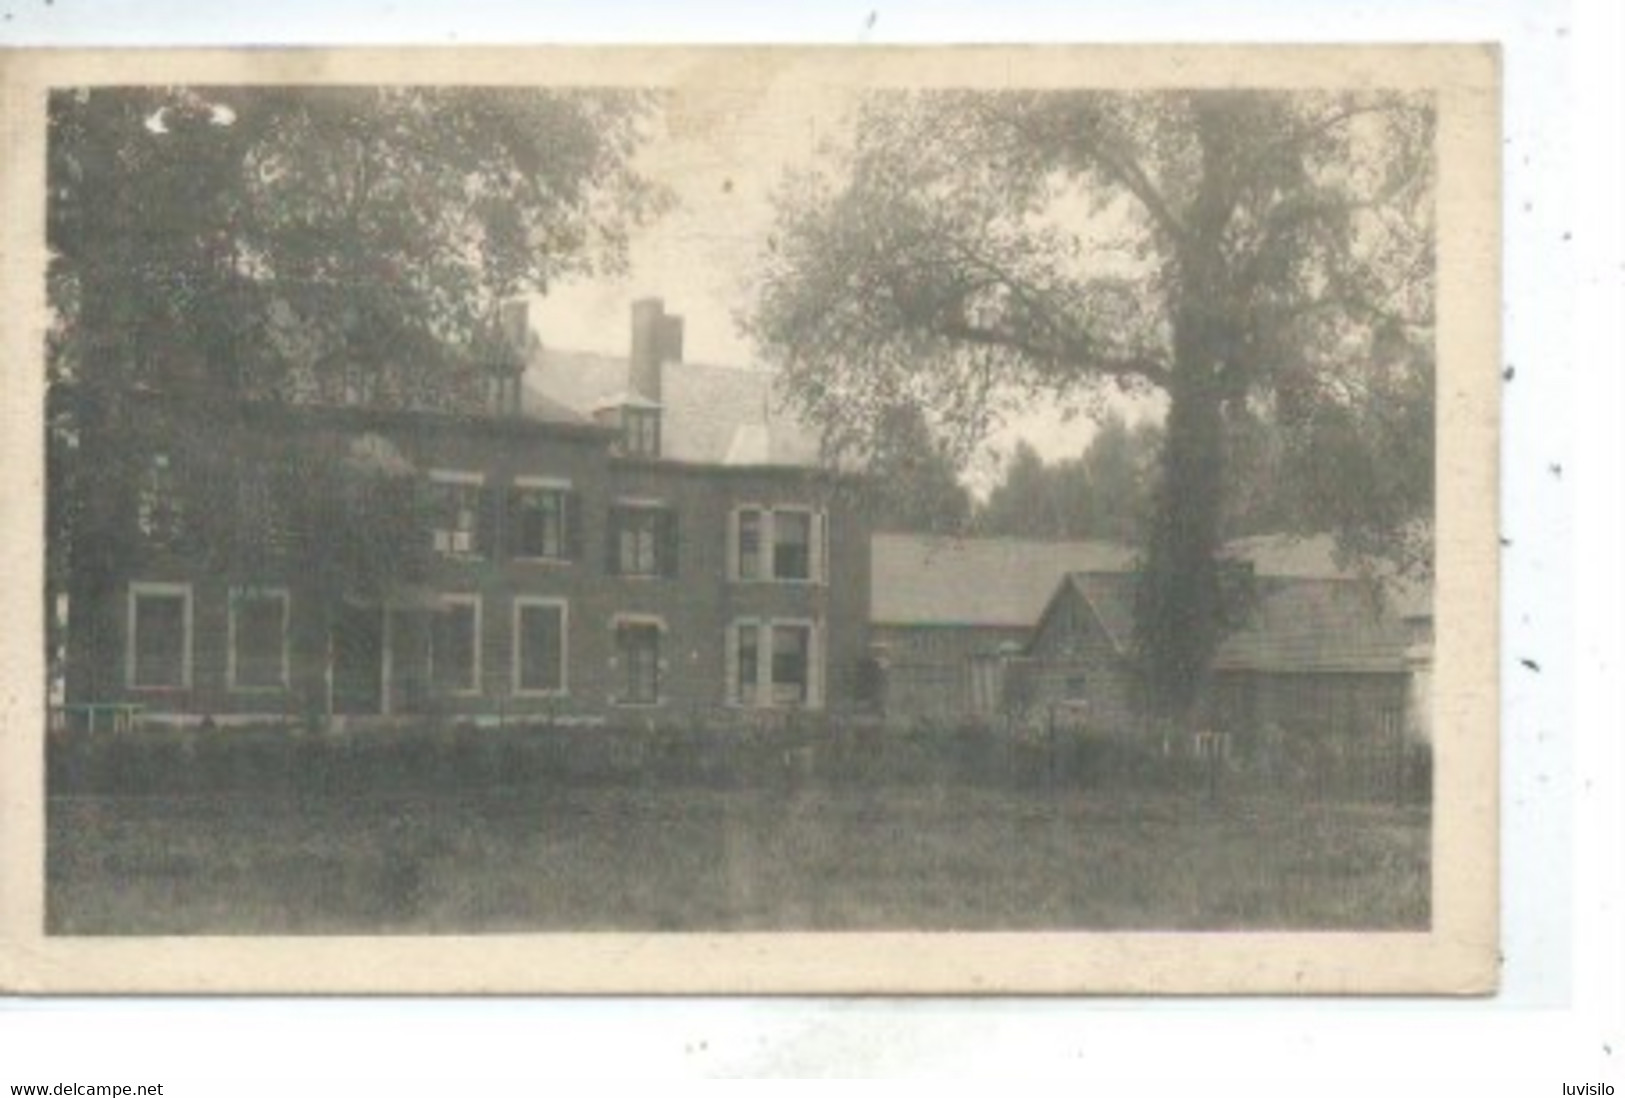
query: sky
529 83 1162 488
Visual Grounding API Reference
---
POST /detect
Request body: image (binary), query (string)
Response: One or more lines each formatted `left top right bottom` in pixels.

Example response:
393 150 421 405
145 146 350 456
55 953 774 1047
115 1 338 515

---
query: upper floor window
428 471 484 557
731 507 825 583
510 479 578 561
137 452 185 548
607 502 679 578
622 408 661 458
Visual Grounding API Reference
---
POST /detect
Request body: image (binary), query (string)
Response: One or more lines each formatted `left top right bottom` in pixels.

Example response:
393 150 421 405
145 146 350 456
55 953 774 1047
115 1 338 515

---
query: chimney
487 298 532 416
628 297 682 404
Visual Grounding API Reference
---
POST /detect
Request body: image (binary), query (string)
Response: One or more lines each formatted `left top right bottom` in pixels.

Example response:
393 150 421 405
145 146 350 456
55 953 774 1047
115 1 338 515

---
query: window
428 471 484 556
229 587 288 690
773 511 811 581
622 408 661 458
771 624 811 706
615 621 662 706
732 507 823 582
137 452 185 547
511 481 576 561
430 596 481 695
608 503 678 577
513 599 567 695
127 582 191 689
728 618 821 709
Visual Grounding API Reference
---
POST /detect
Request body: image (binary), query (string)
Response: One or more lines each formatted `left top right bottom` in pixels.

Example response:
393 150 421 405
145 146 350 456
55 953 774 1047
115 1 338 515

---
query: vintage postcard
0 44 1499 993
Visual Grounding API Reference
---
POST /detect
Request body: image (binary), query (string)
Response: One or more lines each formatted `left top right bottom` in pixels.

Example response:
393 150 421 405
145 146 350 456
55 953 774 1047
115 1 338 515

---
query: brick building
65 299 871 727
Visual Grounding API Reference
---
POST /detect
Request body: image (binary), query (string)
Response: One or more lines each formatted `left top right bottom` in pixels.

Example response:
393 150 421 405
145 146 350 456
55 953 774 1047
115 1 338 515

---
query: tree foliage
747 88 1435 716
975 416 1161 542
47 86 661 702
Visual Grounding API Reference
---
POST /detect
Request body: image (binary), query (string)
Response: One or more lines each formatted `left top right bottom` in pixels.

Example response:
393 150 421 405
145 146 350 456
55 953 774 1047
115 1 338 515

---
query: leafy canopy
748 88 1435 714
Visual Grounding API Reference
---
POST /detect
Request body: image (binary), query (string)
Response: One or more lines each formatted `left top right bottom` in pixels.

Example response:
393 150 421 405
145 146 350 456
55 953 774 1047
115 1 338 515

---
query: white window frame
126 581 193 690
227 585 290 692
512 596 570 697
428 469 485 557
609 613 667 708
727 615 824 710
428 593 483 697
729 505 825 585
511 475 573 563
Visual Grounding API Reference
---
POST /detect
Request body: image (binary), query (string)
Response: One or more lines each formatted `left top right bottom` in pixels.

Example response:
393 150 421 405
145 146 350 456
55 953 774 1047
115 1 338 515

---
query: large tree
47 86 661 703
747 89 1435 718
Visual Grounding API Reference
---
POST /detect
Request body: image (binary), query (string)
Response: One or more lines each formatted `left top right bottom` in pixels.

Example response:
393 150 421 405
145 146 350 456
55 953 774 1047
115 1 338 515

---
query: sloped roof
522 348 822 466
870 535 1137 627
1211 577 1410 674
1045 570 1411 674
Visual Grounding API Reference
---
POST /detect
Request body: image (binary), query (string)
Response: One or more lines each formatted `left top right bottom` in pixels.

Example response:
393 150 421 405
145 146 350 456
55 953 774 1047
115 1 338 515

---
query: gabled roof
870 535 1138 627
522 348 822 467
1033 569 1412 674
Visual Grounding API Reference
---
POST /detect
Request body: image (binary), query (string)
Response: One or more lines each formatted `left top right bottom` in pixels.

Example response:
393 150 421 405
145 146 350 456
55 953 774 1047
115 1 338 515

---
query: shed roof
1043 570 1412 674
870 535 1137 627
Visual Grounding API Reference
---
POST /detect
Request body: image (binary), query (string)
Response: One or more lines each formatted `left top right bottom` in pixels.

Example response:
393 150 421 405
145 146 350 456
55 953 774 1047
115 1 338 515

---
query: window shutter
726 508 739 581
604 507 621 574
809 511 825 585
660 509 680 578
480 483 501 558
723 621 739 704
506 486 523 558
760 509 775 581
565 491 583 560
809 621 824 709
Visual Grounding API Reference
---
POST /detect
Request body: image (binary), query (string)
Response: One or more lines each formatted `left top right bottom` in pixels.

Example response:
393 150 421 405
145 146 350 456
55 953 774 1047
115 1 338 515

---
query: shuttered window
510 484 577 560
607 504 679 577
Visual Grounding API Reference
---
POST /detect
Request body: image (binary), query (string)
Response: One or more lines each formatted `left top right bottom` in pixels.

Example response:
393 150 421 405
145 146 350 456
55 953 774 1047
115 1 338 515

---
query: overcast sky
530 85 1161 487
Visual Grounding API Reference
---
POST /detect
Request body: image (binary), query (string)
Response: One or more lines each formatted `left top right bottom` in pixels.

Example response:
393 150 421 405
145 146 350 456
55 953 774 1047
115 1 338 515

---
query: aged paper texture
0 44 1498 993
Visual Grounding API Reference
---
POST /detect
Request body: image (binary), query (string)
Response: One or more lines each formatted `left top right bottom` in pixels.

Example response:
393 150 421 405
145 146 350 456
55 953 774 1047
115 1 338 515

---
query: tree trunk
1135 305 1229 722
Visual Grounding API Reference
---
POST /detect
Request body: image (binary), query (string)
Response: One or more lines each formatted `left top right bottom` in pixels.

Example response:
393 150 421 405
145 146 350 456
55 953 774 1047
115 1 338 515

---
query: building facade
64 300 872 727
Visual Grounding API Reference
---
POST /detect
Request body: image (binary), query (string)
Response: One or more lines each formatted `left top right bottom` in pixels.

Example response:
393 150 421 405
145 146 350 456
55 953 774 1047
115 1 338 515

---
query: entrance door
331 604 384 715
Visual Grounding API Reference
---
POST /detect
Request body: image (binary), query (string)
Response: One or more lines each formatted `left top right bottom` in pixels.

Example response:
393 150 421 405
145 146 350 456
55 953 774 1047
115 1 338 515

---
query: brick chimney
628 297 683 404
486 298 531 416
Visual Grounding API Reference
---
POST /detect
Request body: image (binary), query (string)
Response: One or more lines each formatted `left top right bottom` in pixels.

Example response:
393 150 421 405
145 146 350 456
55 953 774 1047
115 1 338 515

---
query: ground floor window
430 595 481 695
614 620 662 705
229 586 288 690
771 624 811 705
514 599 567 695
127 582 192 689
728 618 820 708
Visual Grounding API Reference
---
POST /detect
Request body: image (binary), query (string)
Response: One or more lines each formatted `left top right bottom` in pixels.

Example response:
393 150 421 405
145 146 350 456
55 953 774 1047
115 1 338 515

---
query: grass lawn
46 783 1430 934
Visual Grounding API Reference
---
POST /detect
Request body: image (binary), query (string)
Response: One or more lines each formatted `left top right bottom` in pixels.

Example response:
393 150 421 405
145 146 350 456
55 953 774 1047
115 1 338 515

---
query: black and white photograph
1 45 1499 993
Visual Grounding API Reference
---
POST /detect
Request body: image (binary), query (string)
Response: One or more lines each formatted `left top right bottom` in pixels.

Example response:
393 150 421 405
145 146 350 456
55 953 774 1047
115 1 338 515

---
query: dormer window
623 407 661 458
